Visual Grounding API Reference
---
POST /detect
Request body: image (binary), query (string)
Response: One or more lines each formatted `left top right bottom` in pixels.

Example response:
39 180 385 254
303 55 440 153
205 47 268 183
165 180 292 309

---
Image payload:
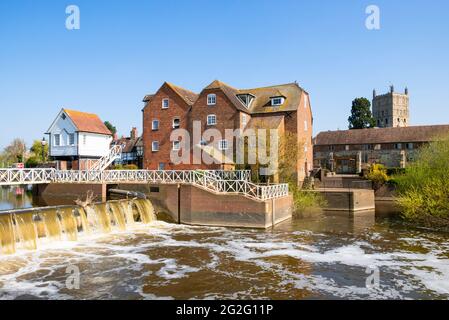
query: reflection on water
0 186 34 211
1 188 449 300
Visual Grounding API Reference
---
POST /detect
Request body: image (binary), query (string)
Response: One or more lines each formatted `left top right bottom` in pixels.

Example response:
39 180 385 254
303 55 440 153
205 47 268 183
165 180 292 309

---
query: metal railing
0 169 288 201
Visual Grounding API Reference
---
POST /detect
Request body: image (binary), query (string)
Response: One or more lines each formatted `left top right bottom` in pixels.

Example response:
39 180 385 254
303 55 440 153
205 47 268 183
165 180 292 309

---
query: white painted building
45 109 113 170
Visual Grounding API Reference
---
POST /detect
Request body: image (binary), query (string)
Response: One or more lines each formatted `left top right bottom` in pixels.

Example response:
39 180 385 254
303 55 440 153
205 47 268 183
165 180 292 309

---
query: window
150 187 160 193
363 144 373 150
242 114 247 126
54 134 61 146
385 118 389 125
207 94 216 105
406 143 414 150
237 94 254 108
158 163 165 170
207 114 217 126
172 141 180 151
152 120 159 131
152 141 159 152
374 144 382 150
304 120 308 131
61 113 66 120
345 145 350 151
162 98 169 109
271 97 284 106
219 139 228 150
200 139 208 146
172 118 180 129
304 144 308 153
394 143 402 150
68 133 75 146
328 145 335 151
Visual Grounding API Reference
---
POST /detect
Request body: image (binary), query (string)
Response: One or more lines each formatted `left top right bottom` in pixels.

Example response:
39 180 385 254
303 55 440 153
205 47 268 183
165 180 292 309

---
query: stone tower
372 86 409 128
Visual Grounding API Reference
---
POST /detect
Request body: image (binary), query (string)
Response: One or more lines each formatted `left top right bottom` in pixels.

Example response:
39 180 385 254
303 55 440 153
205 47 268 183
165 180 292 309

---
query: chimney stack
131 127 138 139
390 85 394 93
405 87 408 95
373 89 377 99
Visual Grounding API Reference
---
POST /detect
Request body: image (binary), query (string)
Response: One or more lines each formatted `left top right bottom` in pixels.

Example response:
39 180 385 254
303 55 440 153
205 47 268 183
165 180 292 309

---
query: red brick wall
143 83 191 170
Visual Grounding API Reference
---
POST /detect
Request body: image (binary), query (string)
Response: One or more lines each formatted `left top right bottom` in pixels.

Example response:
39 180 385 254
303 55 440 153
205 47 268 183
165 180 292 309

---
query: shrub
365 164 389 190
123 164 138 170
394 135 449 229
25 156 39 168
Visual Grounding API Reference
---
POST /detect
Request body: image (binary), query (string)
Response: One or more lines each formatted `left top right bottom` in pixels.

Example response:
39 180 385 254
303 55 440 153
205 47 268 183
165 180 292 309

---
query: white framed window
242 114 247 126
345 145 350 151
304 120 308 131
152 120 159 131
54 134 61 146
162 98 169 109
158 162 165 170
152 141 159 152
68 133 75 146
271 97 284 106
219 139 228 151
375 144 382 150
172 141 180 151
172 118 180 129
207 94 216 106
207 114 217 126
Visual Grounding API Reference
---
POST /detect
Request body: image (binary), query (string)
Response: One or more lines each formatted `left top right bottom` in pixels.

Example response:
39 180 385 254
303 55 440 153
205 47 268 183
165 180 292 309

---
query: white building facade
46 109 112 170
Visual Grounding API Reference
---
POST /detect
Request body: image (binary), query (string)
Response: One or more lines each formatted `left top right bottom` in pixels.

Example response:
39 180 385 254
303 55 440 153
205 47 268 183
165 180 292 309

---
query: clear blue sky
1 0 448 149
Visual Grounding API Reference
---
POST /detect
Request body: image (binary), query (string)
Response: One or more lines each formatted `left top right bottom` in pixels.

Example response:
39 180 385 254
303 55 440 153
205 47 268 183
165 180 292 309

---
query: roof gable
63 109 112 135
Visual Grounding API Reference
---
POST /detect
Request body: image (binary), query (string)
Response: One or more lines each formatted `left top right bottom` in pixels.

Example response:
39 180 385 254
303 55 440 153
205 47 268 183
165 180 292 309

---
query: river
0 187 448 300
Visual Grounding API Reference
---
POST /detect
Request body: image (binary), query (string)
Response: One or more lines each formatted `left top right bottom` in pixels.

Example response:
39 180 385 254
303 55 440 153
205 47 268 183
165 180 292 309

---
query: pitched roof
165 82 199 106
241 83 304 114
64 109 112 135
314 125 449 146
204 80 306 114
203 80 248 112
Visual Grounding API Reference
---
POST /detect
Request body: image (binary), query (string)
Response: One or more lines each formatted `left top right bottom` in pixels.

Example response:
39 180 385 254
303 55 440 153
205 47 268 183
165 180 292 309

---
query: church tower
372 85 409 128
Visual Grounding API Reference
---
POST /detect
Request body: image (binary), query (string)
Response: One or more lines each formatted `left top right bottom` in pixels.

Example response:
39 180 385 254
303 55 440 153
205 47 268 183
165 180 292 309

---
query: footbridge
0 169 289 201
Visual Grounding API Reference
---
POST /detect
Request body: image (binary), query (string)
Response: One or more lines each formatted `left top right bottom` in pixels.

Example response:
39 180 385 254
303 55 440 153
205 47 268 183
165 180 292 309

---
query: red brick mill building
142 80 313 184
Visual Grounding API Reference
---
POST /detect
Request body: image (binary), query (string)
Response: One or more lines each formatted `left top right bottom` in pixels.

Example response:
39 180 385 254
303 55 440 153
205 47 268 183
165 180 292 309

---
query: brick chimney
130 127 138 139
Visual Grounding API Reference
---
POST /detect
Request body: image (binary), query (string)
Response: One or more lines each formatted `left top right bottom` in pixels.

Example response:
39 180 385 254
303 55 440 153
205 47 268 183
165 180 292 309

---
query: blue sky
1 0 448 149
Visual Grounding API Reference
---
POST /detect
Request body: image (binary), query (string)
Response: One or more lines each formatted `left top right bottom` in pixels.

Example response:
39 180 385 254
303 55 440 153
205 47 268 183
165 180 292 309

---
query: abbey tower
372 85 409 128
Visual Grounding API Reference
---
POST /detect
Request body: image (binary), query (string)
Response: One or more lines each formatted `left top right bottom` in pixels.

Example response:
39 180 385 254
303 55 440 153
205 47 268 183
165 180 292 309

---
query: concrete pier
316 188 375 213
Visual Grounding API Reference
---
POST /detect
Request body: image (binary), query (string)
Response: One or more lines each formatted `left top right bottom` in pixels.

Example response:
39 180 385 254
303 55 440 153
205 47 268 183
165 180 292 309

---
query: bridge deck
0 169 288 201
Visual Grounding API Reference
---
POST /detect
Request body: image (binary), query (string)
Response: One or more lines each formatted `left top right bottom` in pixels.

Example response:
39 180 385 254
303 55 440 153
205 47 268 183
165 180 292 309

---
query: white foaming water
1 220 449 299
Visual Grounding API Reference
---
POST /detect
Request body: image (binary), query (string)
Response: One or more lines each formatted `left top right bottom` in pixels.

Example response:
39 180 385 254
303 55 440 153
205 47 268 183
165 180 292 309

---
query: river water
0 187 448 300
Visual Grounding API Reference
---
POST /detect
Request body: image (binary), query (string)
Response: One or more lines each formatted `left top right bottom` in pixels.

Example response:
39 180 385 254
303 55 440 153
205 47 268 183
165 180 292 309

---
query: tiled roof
165 82 199 106
64 109 112 135
203 80 248 112
314 125 449 146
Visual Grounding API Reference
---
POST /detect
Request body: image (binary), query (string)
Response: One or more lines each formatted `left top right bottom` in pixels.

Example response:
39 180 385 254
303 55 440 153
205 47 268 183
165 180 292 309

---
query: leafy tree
3 138 26 163
348 97 376 129
30 140 49 163
104 121 117 135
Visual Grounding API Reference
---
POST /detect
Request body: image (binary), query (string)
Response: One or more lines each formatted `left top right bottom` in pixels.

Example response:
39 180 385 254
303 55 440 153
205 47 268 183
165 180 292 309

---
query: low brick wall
118 184 293 229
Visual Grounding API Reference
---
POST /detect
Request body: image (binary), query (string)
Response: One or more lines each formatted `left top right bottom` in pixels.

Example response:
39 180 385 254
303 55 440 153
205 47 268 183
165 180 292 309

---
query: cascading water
0 199 156 255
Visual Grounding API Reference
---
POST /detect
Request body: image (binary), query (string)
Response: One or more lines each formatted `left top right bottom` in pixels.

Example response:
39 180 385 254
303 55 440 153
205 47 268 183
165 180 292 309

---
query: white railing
0 169 55 185
0 169 288 201
88 145 123 171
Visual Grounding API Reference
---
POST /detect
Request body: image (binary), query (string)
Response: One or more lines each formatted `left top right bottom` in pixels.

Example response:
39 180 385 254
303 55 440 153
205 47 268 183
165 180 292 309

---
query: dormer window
237 94 255 108
271 97 284 106
207 94 216 106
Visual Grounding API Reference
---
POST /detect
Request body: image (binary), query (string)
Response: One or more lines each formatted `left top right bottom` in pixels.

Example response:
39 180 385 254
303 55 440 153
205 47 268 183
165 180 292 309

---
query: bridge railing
0 169 287 201
0 169 55 185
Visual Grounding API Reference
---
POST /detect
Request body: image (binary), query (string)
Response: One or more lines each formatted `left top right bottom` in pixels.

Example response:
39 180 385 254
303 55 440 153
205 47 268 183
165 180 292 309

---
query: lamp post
41 137 47 163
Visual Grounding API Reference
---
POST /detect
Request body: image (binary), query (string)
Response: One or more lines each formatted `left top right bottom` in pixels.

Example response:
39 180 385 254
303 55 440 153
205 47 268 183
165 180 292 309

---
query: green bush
123 164 138 170
365 164 389 190
25 156 39 168
394 136 449 229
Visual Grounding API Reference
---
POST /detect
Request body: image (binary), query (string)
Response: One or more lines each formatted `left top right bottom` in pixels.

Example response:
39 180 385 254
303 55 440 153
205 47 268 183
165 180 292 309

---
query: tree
3 138 26 163
104 121 117 135
348 97 376 129
30 140 49 163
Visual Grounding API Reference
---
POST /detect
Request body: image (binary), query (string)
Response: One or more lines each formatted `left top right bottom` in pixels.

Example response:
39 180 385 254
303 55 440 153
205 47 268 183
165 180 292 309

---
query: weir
0 199 156 255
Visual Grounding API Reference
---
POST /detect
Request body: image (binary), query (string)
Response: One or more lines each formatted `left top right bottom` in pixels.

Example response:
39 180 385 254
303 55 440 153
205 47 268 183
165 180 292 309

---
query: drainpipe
177 183 181 224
